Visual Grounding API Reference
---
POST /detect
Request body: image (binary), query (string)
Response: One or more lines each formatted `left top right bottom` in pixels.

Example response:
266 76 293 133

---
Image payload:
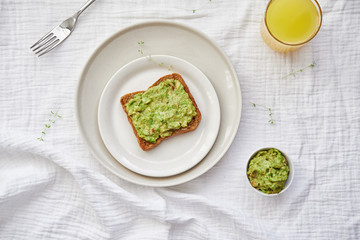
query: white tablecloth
1 0 359 239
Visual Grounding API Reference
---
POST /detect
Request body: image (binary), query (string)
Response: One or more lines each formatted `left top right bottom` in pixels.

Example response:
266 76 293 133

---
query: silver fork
30 0 97 57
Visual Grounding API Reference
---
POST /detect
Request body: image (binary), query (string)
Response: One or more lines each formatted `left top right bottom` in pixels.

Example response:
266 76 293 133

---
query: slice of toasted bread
120 73 201 151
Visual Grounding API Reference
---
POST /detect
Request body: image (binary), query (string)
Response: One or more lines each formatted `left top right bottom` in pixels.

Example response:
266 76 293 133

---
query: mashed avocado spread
125 79 197 143
247 148 289 194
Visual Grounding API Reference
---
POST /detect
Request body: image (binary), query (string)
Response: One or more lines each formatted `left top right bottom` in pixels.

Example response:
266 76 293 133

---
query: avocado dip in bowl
246 148 294 196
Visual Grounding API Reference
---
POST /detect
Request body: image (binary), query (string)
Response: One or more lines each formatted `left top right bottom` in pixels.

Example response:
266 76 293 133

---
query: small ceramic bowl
246 147 294 196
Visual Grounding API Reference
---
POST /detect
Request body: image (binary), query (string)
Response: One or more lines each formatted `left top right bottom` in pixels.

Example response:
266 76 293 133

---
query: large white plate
98 55 220 177
76 20 242 187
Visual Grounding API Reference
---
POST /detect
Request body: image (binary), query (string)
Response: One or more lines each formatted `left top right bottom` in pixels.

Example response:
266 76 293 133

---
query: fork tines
30 30 61 57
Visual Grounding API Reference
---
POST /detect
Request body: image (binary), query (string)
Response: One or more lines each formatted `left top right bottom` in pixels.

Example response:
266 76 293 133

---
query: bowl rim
245 147 294 196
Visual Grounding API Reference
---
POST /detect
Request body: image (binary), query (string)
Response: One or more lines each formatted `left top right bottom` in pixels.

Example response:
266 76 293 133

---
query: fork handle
76 0 97 17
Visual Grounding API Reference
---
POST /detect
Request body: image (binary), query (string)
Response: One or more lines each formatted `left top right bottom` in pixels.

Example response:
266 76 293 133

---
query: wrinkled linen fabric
1 0 359 239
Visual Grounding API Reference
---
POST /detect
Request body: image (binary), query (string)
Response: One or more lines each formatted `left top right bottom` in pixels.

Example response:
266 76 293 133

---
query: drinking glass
260 0 322 52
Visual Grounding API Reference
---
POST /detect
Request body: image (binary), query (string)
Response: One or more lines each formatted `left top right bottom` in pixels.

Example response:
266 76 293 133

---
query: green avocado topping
125 79 197 143
247 148 290 194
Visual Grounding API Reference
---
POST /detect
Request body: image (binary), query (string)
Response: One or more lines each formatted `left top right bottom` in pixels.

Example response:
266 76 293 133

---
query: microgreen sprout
137 41 173 71
37 109 62 141
175 0 212 14
251 102 274 125
282 60 316 79
137 41 144 55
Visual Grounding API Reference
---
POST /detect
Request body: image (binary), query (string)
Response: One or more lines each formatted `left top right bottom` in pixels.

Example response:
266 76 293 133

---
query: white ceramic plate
76 20 242 186
98 55 220 177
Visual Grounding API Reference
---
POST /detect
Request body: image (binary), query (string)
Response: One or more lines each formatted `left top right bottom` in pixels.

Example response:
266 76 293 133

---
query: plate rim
75 20 242 187
97 54 221 177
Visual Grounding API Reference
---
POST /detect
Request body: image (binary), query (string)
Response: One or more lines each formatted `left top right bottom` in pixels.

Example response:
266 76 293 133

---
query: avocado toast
120 73 201 151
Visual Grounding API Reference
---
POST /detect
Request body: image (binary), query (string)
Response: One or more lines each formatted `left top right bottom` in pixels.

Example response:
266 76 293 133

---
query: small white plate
98 55 220 177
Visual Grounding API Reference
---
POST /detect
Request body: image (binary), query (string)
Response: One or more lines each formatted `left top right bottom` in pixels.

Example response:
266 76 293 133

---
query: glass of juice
260 0 322 52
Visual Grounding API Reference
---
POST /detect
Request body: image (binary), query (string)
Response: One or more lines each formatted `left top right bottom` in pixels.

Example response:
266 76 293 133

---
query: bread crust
120 73 201 151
